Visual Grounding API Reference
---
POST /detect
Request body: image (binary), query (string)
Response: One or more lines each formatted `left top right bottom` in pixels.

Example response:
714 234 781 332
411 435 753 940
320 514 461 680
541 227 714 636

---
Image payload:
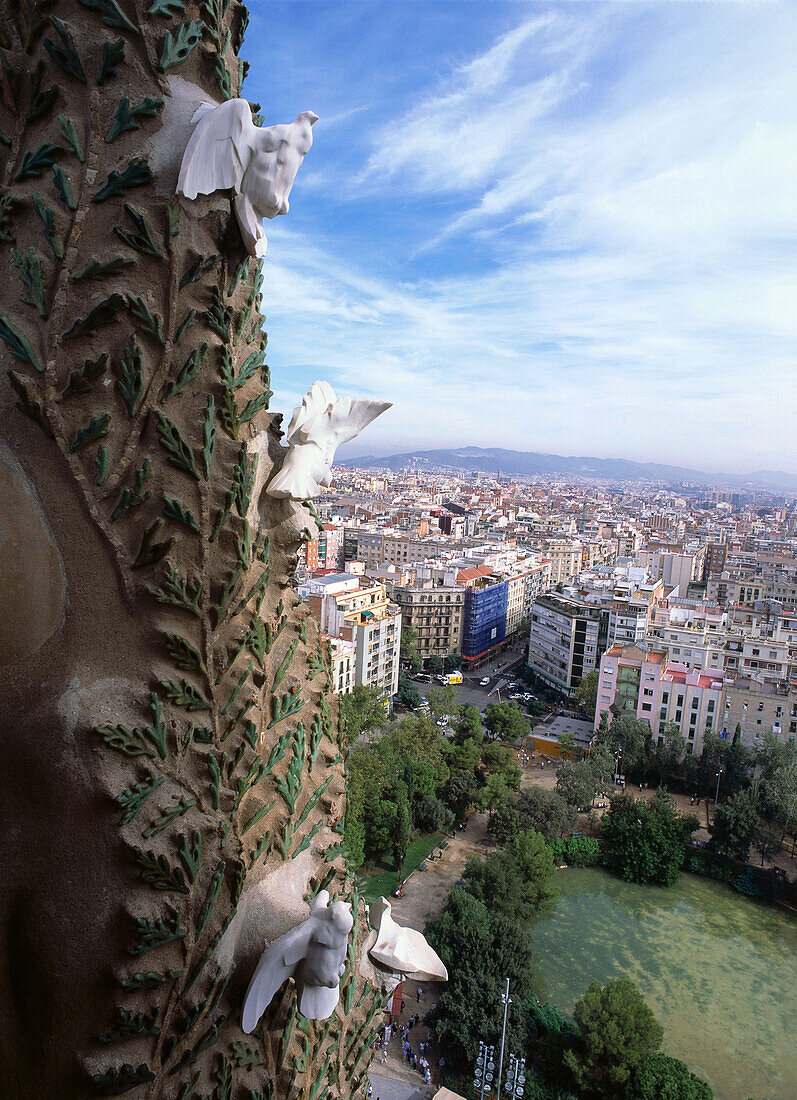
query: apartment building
528 594 605 697
393 585 464 659
300 574 402 698
723 679 797 744
461 575 509 666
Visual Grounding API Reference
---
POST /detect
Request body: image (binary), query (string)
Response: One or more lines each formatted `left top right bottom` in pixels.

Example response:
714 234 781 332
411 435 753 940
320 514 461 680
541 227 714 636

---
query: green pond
529 868 797 1100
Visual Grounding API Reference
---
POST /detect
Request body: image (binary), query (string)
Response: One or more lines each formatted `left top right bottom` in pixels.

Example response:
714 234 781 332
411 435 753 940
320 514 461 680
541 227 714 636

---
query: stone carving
242 890 353 1028
177 99 318 258
267 382 391 500
366 896 448 987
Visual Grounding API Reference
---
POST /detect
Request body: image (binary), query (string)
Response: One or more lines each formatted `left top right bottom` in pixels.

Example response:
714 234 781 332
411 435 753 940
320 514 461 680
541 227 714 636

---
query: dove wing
241 921 313 1034
177 99 255 201
322 398 393 448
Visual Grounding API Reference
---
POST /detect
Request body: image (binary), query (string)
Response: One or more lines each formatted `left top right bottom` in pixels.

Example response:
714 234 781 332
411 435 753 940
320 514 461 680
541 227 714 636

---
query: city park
344 652 797 1100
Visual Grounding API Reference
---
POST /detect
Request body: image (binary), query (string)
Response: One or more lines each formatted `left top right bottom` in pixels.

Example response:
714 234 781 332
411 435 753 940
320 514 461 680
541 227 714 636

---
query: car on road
480 676 491 686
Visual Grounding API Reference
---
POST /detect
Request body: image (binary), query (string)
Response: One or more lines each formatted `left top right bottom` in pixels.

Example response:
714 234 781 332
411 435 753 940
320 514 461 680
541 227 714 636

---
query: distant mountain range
337 447 797 492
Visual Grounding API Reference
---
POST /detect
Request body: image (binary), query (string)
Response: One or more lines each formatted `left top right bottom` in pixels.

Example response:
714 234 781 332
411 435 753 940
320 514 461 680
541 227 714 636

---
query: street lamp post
496 978 511 1096
613 747 622 785
715 767 723 806
504 1054 527 1098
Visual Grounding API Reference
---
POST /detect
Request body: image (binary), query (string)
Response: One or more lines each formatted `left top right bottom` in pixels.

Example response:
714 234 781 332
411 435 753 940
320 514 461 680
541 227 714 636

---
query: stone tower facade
0 2 379 1096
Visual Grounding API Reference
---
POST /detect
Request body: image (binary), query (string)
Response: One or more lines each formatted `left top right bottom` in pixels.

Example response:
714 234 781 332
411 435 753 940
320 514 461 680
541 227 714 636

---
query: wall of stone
0 3 378 1096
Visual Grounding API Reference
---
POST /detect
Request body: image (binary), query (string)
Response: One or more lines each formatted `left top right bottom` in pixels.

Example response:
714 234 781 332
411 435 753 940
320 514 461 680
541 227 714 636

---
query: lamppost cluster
473 979 526 1097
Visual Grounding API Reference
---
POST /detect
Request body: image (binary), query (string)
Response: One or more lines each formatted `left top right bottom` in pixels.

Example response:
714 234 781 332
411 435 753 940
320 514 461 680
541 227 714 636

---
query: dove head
298 111 319 126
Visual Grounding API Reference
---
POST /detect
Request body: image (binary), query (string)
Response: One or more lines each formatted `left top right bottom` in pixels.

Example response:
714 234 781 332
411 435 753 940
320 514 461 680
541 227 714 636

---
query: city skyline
243 1 797 474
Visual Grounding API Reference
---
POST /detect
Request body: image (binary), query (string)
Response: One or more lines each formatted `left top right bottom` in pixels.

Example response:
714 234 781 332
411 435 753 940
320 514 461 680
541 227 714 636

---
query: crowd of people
374 985 446 1092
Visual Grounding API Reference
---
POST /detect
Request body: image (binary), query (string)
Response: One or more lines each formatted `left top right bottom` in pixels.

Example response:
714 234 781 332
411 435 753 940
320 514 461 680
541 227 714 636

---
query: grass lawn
361 832 447 900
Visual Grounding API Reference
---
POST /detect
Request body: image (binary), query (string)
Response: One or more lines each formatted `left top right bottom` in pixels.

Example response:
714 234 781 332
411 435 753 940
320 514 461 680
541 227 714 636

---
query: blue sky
241 1 797 474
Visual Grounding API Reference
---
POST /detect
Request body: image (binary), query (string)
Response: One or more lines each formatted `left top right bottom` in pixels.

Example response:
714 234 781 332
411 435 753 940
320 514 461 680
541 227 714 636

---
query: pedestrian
381 1046 387 1063
417 986 423 1002
401 998 406 1014
690 795 694 805
439 1056 446 1074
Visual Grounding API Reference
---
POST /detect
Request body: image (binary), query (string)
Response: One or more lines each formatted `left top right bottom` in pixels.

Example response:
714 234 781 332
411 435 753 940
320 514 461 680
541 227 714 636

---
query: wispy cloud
249 1 797 476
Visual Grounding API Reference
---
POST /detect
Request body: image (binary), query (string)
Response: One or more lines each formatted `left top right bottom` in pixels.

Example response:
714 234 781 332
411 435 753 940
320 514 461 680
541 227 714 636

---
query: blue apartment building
461 578 509 665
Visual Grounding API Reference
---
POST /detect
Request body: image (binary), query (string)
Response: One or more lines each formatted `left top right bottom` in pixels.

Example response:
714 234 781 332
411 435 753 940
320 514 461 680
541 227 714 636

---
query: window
643 688 654 697
641 703 652 712
692 698 699 709
758 702 764 712
677 694 684 706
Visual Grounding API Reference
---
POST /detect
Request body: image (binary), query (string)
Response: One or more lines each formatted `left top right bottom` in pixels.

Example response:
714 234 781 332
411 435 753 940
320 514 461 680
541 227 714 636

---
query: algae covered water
529 867 797 1100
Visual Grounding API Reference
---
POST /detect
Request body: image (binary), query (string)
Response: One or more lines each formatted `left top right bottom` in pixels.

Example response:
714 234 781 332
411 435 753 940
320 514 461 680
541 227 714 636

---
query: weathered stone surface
0 4 377 1097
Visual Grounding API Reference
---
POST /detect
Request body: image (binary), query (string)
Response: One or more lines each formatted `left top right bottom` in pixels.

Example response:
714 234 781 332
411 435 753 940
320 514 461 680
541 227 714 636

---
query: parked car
480 676 491 686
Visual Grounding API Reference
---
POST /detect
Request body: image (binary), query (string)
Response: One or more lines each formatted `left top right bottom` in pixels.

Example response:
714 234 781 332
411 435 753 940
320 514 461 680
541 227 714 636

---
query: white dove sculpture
367 897 448 984
267 382 391 501
176 99 318 257
241 891 353 1030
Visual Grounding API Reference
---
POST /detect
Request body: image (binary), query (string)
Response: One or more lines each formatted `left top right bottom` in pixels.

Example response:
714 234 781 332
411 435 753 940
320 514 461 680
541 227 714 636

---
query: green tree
489 786 576 844
427 654 444 674
400 623 422 672
397 672 423 709
603 790 692 886
631 1053 713 1100
563 978 663 1098
340 683 386 743
710 787 759 860
506 829 559 912
556 759 598 809
589 743 615 797
427 683 459 723
481 741 522 790
393 792 411 875
484 701 531 743
558 728 577 760
758 734 797 841
453 704 484 744
575 669 599 718
426 887 533 1072
442 768 477 821
602 713 651 773
656 723 685 778
752 825 781 866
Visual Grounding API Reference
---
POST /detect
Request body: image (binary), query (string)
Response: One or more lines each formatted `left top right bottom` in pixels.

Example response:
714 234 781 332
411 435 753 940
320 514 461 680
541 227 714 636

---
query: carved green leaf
159 19 205 71
118 969 181 991
157 678 211 711
132 519 174 570
164 199 180 248
227 256 249 297
57 113 85 161
51 163 76 210
151 561 202 614
77 0 138 34
142 795 195 838
164 343 207 400
95 445 109 485
71 413 110 451
127 904 187 957
115 771 165 825
205 285 231 340
162 496 200 533
98 1005 161 1045
113 203 162 256
93 157 153 202
173 309 196 343
233 350 263 390
179 253 219 289
25 61 59 123
178 829 202 883
31 192 62 258
272 639 298 692
111 458 151 520
126 293 164 343
115 333 145 416
97 37 125 85
72 255 134 282
0 194 19 243
148 0 185 16
15 141 63 180
130 847 189 893
17 0 58 54
44 17 87 82
95 723 156 758
61 352 108 396
63 293 124 339
155 412 198 478
162 632 206 675
92 1064 156 1094
12 246 46 317
238 390 271 424
106 94 164 143
196 858 226 936
198 395 216 482
7 370 53 437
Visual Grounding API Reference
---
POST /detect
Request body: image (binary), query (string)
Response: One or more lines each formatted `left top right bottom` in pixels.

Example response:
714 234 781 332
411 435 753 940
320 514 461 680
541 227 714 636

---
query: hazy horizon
243 1 797 476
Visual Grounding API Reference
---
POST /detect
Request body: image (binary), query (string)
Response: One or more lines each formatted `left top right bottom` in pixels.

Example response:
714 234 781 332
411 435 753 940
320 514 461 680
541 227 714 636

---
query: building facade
393 585 465 659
